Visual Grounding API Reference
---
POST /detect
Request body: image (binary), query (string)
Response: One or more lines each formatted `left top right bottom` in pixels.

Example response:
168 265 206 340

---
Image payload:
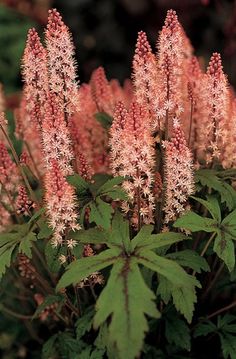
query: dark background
0 0 236 97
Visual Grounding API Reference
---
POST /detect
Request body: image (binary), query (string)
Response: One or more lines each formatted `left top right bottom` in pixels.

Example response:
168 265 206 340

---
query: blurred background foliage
0 0 236 101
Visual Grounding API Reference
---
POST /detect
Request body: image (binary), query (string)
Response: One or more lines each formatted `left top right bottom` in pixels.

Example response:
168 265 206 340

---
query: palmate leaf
165 312 191 351
220 333 236 359
191 195 221 222
57 214 200 357
76 307 95 339
0 242 18 279
213 232 235 272
93 257 160 359
195 169 236 210
71 212 130 251
222 209 236 238
89 198 113 229
136 250 200 322
171 283 198 324
132 228 189 252
18 231 37 258
56 248 121 290
136 249 199 289
166 250 210 273
173 211 218 233
193 320 217 338
157 274 198 323
0 225 37 278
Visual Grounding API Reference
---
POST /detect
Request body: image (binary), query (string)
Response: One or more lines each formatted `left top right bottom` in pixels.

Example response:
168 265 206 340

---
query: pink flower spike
90 67 114 115
162 119 194 224
45 8 79 116
16 186 35 216
41 93 74 176
22 28 48 127
44 160 80 247
200 53 229 164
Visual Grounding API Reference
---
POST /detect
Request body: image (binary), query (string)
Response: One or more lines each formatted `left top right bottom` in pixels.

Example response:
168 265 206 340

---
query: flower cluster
162 119 195 223
44 160 80 247
110 101 155 227
1 7 236 241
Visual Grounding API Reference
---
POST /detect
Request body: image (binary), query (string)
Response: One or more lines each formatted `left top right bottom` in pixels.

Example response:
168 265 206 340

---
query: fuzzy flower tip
162 119 194 224
90 67 114 115
44 160 80 247
132 31 157 110
22 28 48 126
45 8 79 115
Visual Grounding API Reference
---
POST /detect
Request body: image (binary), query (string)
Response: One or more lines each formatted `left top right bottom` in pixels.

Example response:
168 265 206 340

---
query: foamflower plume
162 119 195 224
44 160 80 248
45 8 79 116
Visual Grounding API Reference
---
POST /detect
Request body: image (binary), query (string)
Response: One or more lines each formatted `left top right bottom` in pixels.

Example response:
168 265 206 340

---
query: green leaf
67 174 90 199
18 231 37 258
136 249 199 288
94 257 160 359
104 188 128 201
96 176 125 195
191 195 221 222
222 209 236 238
89 198 113 229
33 294 65 319
217 169 236 179
171 283 198 324
37 222 53 239
76 307 95 339
220 333 236 359
56 248 120 290
132 230 188 252
166 250 210 273
90 174 113 193
0 243 18 280
165 314 191 351
94 112 113 129
70 228 110 246
79 347 105 359
173 211 218 233
194 320 217 337
217 314 236 330
219 182 236 212
156 275 172 304
136 250 200 322
213 232 235 272
195 169 236 210
57 332 85 359
28 208 46 224
45 241 67 273
108 211 130 252
42 334 58 359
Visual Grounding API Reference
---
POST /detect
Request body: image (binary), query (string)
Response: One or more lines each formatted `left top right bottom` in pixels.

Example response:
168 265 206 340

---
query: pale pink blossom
199 53 229 164
21 28 48 127
162 119 194 224
44 160 80 247
109 101 155 227
45 8 79 116
90 67 114 115
41 93 74 176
